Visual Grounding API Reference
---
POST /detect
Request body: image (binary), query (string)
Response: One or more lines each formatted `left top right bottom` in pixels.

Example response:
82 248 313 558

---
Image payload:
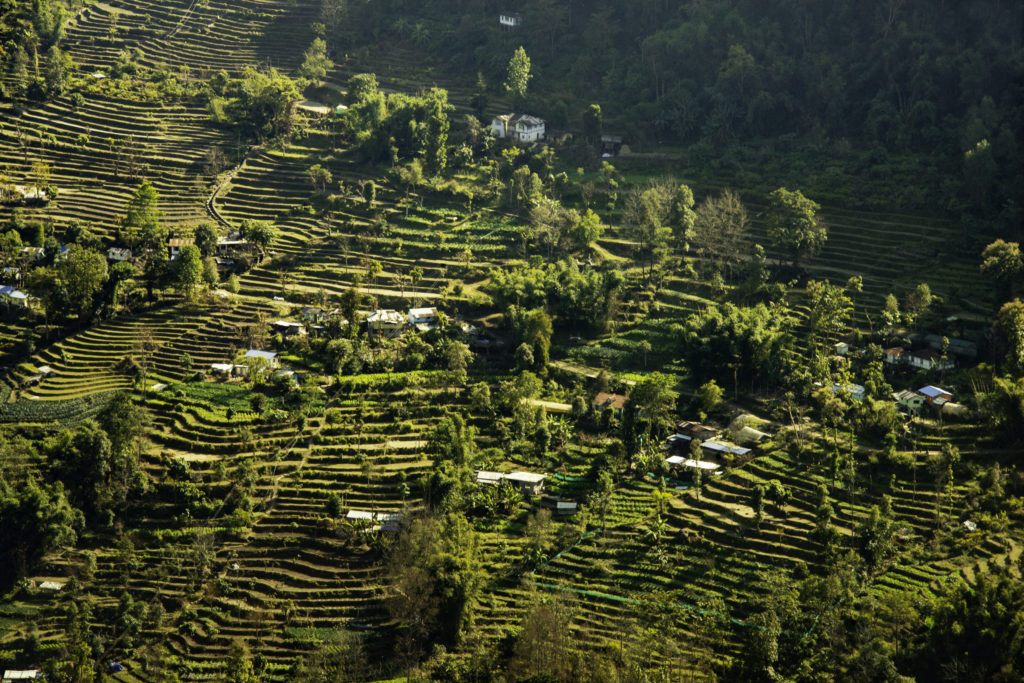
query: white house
883 346 954 371
498 12 522 30
244 349 279 368
407 306 439 331
107 247 132 262
492 113 546 144
168 238 194 260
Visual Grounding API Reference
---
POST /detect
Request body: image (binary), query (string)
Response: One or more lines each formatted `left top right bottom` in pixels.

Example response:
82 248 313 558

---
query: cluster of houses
475 468 579 513
208 349 281 379
106 233 255 273
893 385 967 417
366 306 439 338
661 420 756 479
826 377 968 418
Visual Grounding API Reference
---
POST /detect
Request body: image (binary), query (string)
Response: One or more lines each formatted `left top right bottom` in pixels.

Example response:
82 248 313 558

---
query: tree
240 219 277 257
881 293 901 335
176 245 203 299
994 299 1024 373
306 164 333 195
0 476 83 589
805 279 854 349
58 245 108 319
692 189 749 279
503 46 532 101
981 240 1023 303
624 372 676 455
583 103 602 144
298 37 333 83
123 181 163 249
521 309 552 372
193 222 219 257
568 208 603 257
693 380 723 418
751 484 765 527
903 282 933 326
765 187 826 267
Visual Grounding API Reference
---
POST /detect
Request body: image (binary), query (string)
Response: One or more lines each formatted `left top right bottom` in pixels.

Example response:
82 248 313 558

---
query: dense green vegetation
0 1 1020 681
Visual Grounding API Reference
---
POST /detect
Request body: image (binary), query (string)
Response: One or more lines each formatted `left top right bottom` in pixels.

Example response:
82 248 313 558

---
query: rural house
883 346 953 371
893 389 926 414
491 114 546 144
499 11 522 30
407 306 439 331
245 349 279 368
168 238 194 260
666 455 723 478
107 247 132 262
366 309 405 338
476 470 546 496
917 385 952 405
272 320 306 336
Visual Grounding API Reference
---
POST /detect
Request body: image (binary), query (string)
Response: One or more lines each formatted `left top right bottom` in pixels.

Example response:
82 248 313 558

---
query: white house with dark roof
492 113 546 144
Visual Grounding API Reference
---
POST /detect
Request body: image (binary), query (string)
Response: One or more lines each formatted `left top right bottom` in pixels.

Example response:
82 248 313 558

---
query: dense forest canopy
341 0 1024 226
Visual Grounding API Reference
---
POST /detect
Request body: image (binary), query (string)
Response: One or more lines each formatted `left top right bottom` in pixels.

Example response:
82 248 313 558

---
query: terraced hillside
0 3 1020 682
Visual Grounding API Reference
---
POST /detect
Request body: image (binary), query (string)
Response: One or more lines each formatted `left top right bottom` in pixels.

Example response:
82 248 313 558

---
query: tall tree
692 189 749 278
58 245 108 319
123 181 163 249
765 187 826 267
175 244 203 300
298 37 333 84
503 46 532 101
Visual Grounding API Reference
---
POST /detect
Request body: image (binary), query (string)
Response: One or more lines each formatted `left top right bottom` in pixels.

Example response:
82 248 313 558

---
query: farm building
540 495 578 515
499 11 522 30
917 385 952 405
735 425 769 444
38 580 64 591
216 238 254 257
883 346 954 371
366 309 405 338
666 455 723 477
504 472 546 495
2 671 43 680
0 286 29 307
600 135 624 155
476 471 546 495
491 113 546 144
476 471 505 486
892 389 926 414
106 247 132 262
676 421 719 441
272 320 306 336
245 349 279 368
592 392 628 416
700 440 751 459
167 238 194 260
407 306 439 331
